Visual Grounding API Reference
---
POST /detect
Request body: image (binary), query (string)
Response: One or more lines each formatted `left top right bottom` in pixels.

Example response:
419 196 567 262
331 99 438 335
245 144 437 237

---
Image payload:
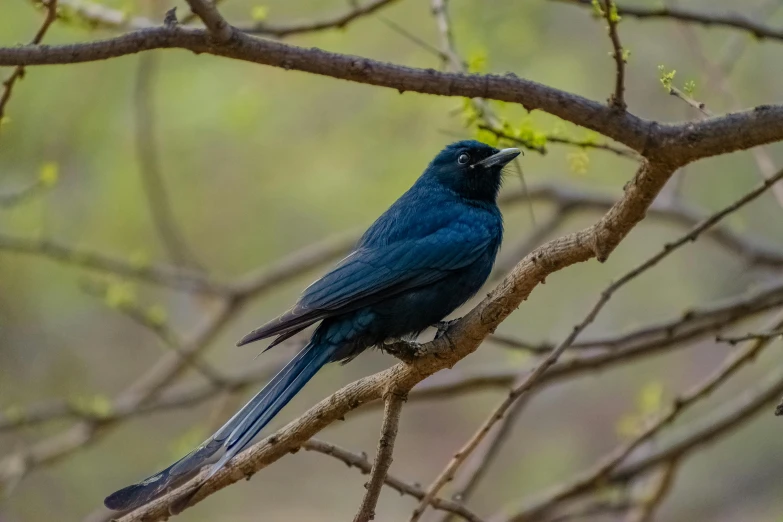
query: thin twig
600 0 627 110
241 0 401 38
510 313 783 521
553 0 783 43
412 166 783 521
80 279 224 385
0 300 237 489
408 332 578 521
353 391 407 522
134 52 202 268
675 9 783 207
304 440 485 522
0 0 59 128
0 229 353 295
429 385 530 522
480 124 639 159
6 273 783 436
0 176 54 208
717 329 783 345
667 85 712 117
625 459 680 522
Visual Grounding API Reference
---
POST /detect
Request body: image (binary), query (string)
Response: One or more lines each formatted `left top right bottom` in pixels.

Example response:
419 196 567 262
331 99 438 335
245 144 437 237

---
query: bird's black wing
237 221 495 346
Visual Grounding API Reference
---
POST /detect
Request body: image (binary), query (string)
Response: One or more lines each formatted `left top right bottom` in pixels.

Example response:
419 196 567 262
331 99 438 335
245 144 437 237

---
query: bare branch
55 0 398 38
428 385 529 522
304 440 485 522
80 279 224 385
600 0 627 111
182 0 232 42
667 85 712 117
717 329 783 345
0 234 226 293
0 229 353 295
4 29 783 159
134 53 202 268
554 0 783 43
509 313 783 521
625 459 680 522
0 0 59 127
0 175 54 208
412 165 783 520
480 124 639 159
353 391 407 522
240 0 401 38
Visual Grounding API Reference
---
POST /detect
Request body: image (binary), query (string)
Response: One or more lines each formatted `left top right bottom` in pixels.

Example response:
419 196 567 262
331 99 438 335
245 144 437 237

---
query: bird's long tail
104 340 336 512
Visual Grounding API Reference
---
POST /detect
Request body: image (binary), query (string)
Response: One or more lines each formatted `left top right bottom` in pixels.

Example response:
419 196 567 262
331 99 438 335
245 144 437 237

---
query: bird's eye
457 153 471 165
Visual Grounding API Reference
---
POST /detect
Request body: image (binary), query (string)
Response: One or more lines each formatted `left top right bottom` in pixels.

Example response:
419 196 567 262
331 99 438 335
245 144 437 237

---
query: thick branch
3 28 783 158
115 158 683 521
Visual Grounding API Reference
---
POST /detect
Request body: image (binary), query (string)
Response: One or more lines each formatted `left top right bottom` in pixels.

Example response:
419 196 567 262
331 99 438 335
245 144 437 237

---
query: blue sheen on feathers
104 140 518 512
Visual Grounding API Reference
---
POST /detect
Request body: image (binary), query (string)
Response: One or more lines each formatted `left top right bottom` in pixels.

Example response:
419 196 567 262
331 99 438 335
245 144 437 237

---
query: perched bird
104 140 519 511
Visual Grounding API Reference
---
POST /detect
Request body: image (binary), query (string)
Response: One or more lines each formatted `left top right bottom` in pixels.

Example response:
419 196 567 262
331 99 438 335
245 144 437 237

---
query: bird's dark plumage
104 140 519 512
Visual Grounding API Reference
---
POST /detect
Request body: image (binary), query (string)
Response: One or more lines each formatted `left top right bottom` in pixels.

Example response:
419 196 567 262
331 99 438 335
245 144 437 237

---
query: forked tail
104 340 336 511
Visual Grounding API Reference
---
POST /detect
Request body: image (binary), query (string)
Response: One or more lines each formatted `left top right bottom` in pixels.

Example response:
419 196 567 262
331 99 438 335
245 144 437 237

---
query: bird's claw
383 339 424 363
434 319 459 340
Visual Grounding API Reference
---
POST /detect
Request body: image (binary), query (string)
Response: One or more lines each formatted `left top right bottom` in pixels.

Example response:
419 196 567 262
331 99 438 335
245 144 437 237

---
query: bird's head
424 140 520 203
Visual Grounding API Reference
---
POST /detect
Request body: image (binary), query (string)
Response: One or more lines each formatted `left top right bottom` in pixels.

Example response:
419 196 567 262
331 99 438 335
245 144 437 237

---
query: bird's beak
471 148 521 169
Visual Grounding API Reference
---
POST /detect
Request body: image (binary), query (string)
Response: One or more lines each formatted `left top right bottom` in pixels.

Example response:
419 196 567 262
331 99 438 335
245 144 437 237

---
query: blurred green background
2 0 783 520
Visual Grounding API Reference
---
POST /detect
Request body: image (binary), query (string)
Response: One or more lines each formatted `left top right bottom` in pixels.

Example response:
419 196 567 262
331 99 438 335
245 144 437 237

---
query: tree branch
134 52 202 268
304 439 485 522
0 0 58 127
240 0 401 37
3 28 783 159
0 175 54 208
112 156 683 520
182 0 232 42
600 0 627 111
353 391 407 522
510 312 783 521
554 0 783 43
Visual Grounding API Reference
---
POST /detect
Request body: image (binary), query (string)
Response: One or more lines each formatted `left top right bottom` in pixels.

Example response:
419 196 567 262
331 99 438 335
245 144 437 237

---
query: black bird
104 140 519 511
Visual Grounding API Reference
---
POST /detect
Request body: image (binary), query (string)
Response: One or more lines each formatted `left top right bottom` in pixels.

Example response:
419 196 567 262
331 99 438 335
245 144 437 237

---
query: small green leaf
39 162 59 187
567 150 590 175
466 50 487 74
105 280 137 309
658 65 676 91
146 304 168 327
475 127 499 147
638 381 664 416
251 6 268 21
